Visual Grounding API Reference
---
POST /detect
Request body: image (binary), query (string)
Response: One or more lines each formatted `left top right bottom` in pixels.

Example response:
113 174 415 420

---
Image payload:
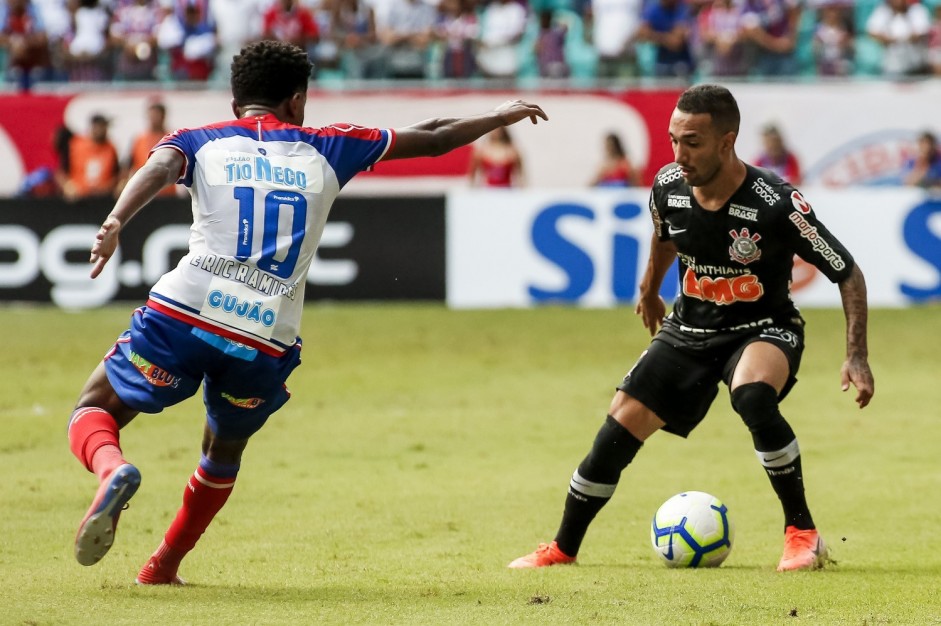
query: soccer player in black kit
509 84 874 571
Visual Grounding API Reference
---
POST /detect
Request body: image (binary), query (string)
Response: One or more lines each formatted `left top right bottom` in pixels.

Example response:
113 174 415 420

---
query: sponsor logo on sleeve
791 190 812 214
656 166 683 186
787 212 846 271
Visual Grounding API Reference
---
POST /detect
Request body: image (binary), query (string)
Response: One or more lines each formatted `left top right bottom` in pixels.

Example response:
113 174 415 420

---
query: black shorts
616 317 804 438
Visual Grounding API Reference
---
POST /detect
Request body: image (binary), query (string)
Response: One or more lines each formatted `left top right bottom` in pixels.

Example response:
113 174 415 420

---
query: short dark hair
676 84 740 136
230 40 313 108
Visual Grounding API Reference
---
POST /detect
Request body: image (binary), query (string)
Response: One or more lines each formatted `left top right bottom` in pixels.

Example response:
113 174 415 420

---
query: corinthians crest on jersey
728 228 761 265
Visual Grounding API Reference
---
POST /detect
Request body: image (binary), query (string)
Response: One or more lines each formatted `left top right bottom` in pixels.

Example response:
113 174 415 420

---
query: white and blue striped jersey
146 113 394 355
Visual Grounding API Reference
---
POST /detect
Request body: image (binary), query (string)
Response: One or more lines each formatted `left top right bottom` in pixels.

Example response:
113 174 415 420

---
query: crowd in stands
1 0 941 89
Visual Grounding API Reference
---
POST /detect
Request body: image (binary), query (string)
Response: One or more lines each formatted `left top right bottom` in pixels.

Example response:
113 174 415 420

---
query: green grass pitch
1 304 940 625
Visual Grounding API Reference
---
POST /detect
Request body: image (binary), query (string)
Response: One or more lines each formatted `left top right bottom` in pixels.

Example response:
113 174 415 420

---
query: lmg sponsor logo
682 269 764 305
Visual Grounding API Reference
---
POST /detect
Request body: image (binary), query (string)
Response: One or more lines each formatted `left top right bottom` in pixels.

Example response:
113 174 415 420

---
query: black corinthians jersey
649 162 855 330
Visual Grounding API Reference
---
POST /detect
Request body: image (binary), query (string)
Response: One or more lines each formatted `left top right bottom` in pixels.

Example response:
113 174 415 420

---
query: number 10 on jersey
233 186 307 279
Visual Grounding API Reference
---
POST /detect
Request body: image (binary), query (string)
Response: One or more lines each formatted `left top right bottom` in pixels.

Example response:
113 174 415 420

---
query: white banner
446 188 941 308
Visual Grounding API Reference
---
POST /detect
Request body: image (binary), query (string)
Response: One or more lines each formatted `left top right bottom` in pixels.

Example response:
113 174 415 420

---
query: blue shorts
104 307 302 439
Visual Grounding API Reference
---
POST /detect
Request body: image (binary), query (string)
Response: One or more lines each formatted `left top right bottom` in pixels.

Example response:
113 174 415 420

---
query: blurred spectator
63 113 119 200
364 0 395 32
208 0 263 81
476 0 527 80
585 0 641 79
332 0 380 78
535 9 569 78
0 0 52 90
866 0 931 78
110 0 161 81
263 0 319 55
468 127 524 187
929 3 941 76
436 0 477 79
310 0 341 74
158 2 216 80
902 130 941 189
740 0 801 77
120 100 177 197
50 124 74 193
375 0 436 79
696 0 748 77
636 0 695 79
62 0 111 81
590 131 642 187
812 2 853 76
32 0 70 43
754 124 801 185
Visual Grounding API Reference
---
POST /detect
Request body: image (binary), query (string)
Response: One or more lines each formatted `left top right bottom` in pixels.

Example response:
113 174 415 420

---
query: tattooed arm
838 264 874 408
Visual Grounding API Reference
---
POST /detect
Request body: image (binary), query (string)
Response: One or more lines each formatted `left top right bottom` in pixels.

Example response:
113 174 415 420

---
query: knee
608 391 664 442
730 382 781 432
578 415 642 482
203 433 249 466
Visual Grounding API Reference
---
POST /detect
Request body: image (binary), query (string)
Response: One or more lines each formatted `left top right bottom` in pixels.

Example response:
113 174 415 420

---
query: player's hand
494 100 548 126
840 355 874 409
89 215 122 279
634 294 666 336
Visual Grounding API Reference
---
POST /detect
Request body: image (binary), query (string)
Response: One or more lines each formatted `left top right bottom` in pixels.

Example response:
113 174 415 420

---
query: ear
231 98 240 119
288 91 306 124
722 131 737 155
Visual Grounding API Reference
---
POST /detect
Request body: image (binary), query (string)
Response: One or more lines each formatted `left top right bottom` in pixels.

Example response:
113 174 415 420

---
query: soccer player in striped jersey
68 39 547 584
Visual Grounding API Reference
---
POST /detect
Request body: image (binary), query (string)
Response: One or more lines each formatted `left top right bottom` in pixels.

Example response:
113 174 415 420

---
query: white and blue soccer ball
651 491 734 568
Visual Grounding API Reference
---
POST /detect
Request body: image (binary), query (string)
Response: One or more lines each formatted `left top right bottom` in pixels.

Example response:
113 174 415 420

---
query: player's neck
240 105 278 118
693 159 747 211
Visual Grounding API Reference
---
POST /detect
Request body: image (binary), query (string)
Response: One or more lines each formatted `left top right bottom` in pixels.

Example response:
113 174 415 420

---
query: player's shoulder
743 163 804 214
313 123 386 141
653 162 685 189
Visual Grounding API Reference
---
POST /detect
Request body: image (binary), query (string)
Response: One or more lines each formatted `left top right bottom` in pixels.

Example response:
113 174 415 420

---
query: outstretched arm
635 234 677 336
383 100 547 161
89 147 184 278
838 264 874 408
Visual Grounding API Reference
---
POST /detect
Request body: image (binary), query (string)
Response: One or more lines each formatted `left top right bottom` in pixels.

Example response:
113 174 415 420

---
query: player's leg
69 362 142 566
508 391 661 568
137 425 247 585
509 333 720 569
70 361 140 478
727 333 827 571
556 392 665 553
72 307 204 569
137 339 302 584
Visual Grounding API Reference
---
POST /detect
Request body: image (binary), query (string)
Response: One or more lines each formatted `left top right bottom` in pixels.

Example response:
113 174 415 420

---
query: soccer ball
650 491 734 568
